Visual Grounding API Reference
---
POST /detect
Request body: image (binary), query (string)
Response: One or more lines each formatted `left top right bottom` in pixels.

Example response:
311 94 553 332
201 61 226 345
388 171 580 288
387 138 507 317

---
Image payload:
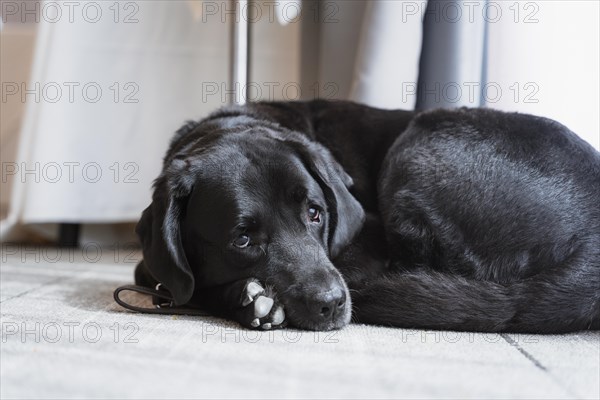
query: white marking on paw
246 282 263 298
271 306 285 325
254 296 274 318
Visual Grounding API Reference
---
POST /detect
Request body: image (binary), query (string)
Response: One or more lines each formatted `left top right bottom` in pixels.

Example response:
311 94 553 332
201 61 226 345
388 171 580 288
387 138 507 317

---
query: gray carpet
1 248 598 399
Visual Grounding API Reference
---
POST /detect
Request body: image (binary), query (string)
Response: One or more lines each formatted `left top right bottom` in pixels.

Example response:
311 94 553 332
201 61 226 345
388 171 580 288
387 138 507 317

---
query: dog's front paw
235 279 286 330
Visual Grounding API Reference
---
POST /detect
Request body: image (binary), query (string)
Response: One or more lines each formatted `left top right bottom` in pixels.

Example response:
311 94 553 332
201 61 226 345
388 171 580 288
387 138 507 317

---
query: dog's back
354 107 599 333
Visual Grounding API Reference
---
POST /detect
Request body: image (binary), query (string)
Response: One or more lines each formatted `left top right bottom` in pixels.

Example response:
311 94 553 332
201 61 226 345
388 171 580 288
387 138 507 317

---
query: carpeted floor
1 247 599 399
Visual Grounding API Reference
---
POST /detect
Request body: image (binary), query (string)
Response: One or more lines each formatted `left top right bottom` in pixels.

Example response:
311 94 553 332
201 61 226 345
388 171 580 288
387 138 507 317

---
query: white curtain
486 1 599 149
349 0 423 109
2 0 597 243
348 0 599 150
1 1 229 241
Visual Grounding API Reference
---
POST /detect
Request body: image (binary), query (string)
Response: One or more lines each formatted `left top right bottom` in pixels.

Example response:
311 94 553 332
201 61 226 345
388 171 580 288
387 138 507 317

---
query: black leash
113 283 210 316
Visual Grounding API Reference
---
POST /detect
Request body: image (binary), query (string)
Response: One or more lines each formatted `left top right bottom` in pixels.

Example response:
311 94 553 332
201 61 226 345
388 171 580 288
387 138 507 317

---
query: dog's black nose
313 287 346 319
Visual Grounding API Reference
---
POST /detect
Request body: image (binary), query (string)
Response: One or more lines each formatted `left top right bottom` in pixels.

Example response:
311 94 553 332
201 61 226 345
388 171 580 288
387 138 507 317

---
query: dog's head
136 117 364 330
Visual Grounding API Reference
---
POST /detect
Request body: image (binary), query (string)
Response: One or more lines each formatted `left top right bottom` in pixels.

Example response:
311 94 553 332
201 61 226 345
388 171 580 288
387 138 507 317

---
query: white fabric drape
349 0 423 109
348 0 598 150
1 1 229 241
3 0 597 243
486 1 599 150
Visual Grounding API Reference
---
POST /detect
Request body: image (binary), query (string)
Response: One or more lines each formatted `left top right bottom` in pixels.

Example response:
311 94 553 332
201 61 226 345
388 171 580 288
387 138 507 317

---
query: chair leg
58 223 80 247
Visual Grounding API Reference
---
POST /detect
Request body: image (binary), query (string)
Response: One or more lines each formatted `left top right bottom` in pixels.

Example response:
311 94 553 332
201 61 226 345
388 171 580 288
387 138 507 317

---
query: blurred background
1 0 599 247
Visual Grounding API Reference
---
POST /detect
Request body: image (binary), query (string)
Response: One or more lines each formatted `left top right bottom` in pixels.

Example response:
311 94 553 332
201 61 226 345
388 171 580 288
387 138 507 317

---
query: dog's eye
233 234 251 248
308 206 321 223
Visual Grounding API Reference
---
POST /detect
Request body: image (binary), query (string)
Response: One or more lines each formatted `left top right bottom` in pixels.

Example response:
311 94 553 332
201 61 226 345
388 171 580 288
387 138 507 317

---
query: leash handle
113 284 210 316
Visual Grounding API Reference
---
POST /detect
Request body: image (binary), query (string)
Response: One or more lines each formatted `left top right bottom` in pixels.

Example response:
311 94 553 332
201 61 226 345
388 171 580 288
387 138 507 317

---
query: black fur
135 100 600 333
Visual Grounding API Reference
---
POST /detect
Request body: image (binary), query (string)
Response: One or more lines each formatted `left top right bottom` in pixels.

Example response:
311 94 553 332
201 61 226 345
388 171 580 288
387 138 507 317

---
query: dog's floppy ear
291 140 365 258
136 158 195 306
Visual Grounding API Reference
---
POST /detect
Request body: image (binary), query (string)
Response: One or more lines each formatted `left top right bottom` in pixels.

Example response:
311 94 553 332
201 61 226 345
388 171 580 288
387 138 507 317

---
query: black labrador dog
134 100 599 333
